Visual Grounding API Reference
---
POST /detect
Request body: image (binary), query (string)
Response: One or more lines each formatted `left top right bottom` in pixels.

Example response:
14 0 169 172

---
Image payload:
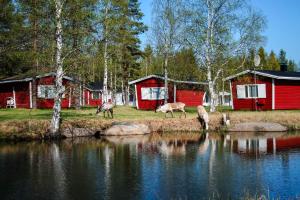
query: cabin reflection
225 133 300 156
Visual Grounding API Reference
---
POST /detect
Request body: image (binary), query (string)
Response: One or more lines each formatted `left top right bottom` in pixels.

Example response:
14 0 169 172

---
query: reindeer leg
171 110 174 118
111 109 114 118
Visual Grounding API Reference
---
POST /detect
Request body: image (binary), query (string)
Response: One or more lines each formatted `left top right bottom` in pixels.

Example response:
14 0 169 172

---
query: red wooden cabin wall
0 82 30 108
176 90 204 107
0 75 104 109
36 76 70 109
275 79 300 110
83 89 101 107
136 78 174 110
135 77 205 110
231 75 273 110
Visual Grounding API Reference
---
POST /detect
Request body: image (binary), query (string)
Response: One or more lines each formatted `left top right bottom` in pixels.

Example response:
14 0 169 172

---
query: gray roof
0 72 73 84
225 70 300 81
129 75 207 85
86 81 103 91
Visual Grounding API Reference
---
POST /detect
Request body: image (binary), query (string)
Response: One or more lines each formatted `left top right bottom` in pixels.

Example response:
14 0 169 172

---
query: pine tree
18 0 53 72
114 0 147 105
287 60 297 72
258 47 267 69
245 48 256 69
0 0 27 76
279 49 287 64
267 50 280 71
143 44 153 76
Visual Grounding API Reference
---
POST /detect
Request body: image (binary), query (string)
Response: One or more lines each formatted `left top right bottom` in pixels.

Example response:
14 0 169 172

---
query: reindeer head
96 104 105 115
156 106 162 113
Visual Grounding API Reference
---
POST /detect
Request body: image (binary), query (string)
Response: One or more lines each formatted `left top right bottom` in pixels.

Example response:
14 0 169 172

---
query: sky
140 0 300 64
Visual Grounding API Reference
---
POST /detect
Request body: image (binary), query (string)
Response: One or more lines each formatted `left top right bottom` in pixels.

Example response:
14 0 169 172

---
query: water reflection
1 132 300 199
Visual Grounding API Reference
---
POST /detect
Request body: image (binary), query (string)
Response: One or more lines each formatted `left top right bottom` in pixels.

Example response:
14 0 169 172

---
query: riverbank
1 107 300 140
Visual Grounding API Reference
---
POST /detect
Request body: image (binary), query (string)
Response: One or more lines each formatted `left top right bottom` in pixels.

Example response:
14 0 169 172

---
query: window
38 85 65 99
237 84 266 99
245 85 258 98
141 87 166 100
92 92 100 99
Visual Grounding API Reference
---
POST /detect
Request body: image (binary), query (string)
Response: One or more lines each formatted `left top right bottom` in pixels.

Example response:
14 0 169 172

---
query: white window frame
38 85 65 99
245 85 258 98
92 92 100 99
236 84 266 99
141 87 166 100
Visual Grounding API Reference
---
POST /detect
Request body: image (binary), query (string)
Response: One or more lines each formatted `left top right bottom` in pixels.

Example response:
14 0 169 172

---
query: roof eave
129 74 208 85
36 72 74 81
0 78 33 84
224 70 300 81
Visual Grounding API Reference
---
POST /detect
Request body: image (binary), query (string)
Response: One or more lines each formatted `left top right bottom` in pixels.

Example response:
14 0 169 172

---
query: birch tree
48 0 64 136
185 0 266 112
102 2 109 103
152 0 184 104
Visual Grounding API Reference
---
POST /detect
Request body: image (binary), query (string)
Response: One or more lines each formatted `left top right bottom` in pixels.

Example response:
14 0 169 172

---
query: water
1 132 300 200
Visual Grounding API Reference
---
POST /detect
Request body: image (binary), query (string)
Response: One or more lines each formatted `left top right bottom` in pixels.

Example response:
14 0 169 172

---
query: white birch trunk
114 65 117 103
110 70 113 103
164 55 168 104
206 1 217 113
49 0 64 136
121 80 124 104
102 5 109 104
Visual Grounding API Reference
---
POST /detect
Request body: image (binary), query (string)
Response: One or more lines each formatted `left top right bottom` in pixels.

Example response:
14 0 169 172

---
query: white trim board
135 84 139 109
129 74 208 85
272 79 275 110
224 70 300 81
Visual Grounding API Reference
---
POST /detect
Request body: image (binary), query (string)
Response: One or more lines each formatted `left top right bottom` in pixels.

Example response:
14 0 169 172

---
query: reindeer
96 102 114 118
197 105 209 130
156 102 186 118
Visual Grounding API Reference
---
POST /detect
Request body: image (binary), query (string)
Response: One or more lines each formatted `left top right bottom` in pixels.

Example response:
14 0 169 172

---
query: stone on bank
228 122 288 132
103 122 151 136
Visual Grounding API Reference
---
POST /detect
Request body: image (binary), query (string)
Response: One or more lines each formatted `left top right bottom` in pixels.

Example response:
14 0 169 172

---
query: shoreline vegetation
0 106 300 140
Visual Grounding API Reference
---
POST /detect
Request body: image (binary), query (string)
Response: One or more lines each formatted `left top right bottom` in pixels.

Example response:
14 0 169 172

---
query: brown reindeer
96 102 114 118
197 105 209 130
156 102 186 118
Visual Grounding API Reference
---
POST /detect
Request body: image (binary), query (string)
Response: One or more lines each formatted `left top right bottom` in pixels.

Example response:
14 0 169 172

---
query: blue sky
140 0 300 64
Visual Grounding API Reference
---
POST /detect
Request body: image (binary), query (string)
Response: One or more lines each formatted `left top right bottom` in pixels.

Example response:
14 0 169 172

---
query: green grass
0 106 200 121
1 105 300 122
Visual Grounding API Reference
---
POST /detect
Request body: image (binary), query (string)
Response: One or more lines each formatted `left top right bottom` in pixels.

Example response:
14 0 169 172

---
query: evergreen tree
143 44 153 76
0 0 28 76
168 48 201 81
279 49 287 64
18 0 53 72
245 48 256 69
258 47 267 69
114 0 147 105
63 0 97 76
267 50 280 71
287 60 297 72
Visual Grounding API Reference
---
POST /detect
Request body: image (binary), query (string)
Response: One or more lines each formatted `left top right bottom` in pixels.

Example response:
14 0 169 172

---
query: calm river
1 132 300 200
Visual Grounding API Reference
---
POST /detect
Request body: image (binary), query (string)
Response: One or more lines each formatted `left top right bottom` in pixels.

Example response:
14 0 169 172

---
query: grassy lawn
1 106 300 123
0 106 200 121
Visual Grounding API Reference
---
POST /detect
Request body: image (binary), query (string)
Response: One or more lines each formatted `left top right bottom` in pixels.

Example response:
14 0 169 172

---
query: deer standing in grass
197 105 209 130
156 102 186 118
96 102 114 118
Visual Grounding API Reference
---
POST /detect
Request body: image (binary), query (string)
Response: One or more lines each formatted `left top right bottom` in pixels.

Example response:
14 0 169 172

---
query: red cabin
0 72 103 109
225 70 300 110
129 75 207 110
